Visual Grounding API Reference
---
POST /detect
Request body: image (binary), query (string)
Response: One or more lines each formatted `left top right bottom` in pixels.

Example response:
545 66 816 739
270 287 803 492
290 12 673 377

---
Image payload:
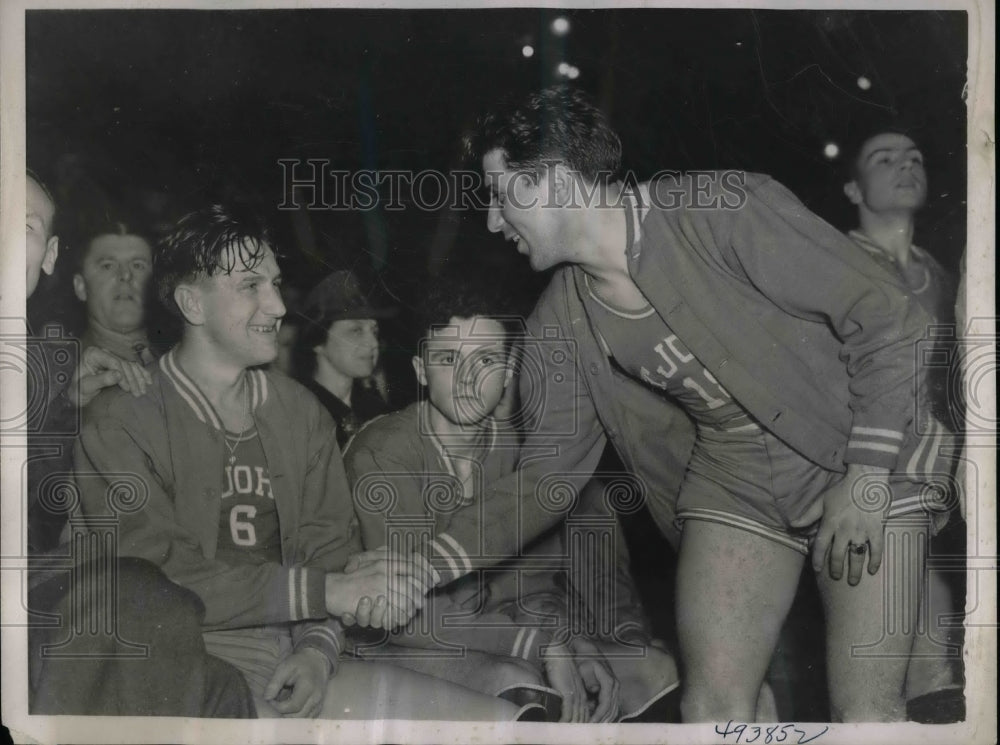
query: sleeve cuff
424 533 473 586
289 566 328 621
510 628 553 661
845 425 905 470
293 621 342 675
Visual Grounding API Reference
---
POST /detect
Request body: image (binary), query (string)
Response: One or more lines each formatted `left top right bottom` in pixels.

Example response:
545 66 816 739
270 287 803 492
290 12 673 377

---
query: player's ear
173 283 203 325
412 354 428 387
550 163 575 207
72 273 87 302
843 180 863 206
42 236 59 277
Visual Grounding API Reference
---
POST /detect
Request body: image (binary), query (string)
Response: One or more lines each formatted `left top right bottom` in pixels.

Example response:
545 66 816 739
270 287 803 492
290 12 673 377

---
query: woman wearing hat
295 270 394 448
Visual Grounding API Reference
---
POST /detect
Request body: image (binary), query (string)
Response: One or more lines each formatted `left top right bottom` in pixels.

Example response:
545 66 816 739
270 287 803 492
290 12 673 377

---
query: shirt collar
160 348 268 431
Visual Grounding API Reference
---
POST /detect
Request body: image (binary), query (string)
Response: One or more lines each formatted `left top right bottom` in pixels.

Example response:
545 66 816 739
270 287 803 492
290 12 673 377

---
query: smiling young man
73 204 520 720
384 87 954 723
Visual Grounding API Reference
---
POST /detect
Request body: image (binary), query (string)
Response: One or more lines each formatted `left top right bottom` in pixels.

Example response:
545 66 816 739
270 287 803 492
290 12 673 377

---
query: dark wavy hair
414 270 520 354
464 85 622 184
155 203 274 318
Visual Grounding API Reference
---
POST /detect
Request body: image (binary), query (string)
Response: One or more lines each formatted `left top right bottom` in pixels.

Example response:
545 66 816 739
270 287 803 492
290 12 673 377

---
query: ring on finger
849 542 867 555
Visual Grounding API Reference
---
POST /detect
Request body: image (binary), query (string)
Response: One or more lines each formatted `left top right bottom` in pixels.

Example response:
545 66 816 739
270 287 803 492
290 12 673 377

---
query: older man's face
73 233 153 335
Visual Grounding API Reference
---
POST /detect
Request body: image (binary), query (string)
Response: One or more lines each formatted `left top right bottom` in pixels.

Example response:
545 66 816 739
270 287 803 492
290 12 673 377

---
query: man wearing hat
295 270 395 448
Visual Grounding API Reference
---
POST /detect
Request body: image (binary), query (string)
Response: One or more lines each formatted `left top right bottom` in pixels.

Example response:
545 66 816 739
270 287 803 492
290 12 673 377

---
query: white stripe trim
906 425 930 478
852 426 905 441
299 568 310 619
722 422 761 433
162 350 223 430
302 626 341 653
160 354 207 426
520 628 539 660
436 533 472 574
847 440 901 455
288 568 298 621
249 370 260 411
249 369 268 410
678 508 810 554
428 538 460 579
511 627 526 658
584 273 655 319
923 421 944 476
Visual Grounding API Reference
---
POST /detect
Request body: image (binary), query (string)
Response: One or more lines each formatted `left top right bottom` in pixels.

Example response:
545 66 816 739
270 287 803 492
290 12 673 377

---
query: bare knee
830 691 907 722
681 680 757 723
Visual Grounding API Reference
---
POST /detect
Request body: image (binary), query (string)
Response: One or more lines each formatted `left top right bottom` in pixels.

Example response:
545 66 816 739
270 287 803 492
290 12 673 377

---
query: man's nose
266 285 286 317
487 202 505 233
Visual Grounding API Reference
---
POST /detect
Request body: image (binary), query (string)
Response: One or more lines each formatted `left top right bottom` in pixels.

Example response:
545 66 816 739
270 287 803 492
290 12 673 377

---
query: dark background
28 8 968 298
25 8 969 722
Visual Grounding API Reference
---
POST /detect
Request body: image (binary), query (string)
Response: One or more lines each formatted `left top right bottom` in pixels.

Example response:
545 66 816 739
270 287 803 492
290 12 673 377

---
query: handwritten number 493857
715 721 830 744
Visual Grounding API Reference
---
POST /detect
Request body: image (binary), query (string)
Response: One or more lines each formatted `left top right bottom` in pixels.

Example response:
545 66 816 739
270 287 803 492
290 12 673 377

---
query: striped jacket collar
159 348 269 431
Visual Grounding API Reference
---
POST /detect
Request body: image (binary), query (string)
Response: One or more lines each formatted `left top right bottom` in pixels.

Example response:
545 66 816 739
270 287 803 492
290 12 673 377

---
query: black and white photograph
1 2 995 743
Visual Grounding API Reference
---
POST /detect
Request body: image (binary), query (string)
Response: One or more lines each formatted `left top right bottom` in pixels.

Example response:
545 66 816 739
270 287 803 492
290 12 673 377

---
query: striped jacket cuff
845 426 904 470
293 621 343 675
425 533 473 586
509 627 552 661
288 567 327 621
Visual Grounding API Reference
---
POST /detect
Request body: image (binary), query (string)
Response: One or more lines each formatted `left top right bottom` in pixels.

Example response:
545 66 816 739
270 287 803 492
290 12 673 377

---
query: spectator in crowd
70 211 157 364
294 270 393 448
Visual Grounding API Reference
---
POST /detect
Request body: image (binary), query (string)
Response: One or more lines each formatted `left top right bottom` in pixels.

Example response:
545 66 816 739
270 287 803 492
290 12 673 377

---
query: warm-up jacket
74 348 361 670
345 402 653 661
422 172 932 584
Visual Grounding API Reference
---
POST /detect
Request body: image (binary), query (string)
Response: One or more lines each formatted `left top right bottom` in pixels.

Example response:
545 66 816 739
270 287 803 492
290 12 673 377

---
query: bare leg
676 520 805 722
905 569 961 698
816 520 926 721
319 660 524 720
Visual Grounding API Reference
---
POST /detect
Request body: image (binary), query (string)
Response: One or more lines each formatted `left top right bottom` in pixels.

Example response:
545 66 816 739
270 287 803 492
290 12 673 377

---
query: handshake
324 548 440 629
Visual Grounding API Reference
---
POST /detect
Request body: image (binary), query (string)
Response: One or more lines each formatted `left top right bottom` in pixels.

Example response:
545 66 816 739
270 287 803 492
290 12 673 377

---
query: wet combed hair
155 203 274 318
414 271 520 353
464 85 622 184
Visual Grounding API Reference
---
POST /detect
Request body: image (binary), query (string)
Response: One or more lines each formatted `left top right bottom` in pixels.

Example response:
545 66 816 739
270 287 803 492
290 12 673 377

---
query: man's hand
346 547 441 586
325 554 430 629
543 643 589 723
68 346 152 408
810 464 891 585
339 548 441 627
263 648 330 718
571 637 621 722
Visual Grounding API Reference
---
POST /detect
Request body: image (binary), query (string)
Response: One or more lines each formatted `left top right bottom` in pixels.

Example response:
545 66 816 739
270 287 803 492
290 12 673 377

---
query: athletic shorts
675 415 956 554
203 626 293 699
